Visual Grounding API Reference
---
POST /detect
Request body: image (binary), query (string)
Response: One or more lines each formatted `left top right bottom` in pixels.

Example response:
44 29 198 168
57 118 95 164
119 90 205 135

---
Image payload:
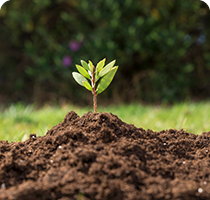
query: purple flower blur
68 40 81 52
62 56 72 67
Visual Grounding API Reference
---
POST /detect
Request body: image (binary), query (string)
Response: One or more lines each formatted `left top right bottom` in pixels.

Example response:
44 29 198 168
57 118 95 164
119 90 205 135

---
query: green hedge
0 0 210 104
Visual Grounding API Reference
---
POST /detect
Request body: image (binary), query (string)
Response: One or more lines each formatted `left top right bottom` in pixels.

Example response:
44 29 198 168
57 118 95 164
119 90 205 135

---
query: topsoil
0 111 210 200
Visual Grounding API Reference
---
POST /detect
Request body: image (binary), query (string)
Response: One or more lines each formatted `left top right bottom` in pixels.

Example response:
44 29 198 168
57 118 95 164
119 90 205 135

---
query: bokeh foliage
0 0 210 104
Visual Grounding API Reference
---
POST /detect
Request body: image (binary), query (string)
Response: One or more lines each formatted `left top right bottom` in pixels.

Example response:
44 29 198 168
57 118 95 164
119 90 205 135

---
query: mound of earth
0 111 210 200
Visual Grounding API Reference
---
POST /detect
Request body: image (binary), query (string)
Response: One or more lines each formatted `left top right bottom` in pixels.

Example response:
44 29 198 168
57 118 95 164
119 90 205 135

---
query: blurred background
0 0 210 106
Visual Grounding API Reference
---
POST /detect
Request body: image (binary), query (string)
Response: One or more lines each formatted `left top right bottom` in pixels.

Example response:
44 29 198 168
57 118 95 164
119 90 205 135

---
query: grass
0 101 210 142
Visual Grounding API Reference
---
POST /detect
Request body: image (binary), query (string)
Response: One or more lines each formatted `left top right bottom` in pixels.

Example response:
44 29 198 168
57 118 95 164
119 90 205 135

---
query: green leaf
95 58 106 82
96 58 106 73
96 66 118 95
82 81 92 91
99 60 116 77
95 72 100 83
88 60 94 72
72 72 89 87
81 60 89 71
76 65 91 79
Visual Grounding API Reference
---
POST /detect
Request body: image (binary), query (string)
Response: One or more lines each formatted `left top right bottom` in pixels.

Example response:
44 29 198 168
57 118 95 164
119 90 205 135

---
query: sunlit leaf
88 60 94 72
72 72 89 87
96 58 106 73
96 66 118 95
95 72 100 83
76 65 91 79
95 58 106 82
80 60 89 71
82 81 92 91
99 60 116 77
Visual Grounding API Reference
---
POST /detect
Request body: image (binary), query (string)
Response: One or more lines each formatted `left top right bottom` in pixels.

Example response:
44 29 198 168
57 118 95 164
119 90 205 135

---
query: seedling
72 58 118 113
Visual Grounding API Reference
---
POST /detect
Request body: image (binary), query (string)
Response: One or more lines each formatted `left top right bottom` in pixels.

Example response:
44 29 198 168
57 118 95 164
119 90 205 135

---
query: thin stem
93 90 97 113
92 65 97 113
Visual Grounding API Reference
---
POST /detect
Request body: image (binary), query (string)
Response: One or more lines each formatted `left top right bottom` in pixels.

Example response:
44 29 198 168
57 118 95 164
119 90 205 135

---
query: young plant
72 58 118 113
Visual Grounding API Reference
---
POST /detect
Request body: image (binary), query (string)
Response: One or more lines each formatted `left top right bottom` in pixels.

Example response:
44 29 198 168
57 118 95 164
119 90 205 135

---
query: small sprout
72 58 118 112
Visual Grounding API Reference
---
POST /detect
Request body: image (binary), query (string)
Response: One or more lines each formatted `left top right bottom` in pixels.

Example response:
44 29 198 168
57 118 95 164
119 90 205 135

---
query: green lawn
1 102 210 142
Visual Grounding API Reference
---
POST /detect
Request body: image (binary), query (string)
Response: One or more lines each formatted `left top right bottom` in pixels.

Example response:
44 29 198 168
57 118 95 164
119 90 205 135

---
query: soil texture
0 111 210 200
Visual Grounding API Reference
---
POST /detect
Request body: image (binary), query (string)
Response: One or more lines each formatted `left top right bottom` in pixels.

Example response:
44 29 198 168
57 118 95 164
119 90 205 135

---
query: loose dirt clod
0 111 210 200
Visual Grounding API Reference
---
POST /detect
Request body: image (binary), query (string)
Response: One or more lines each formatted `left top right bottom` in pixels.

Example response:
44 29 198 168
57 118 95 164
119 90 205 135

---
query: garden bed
0 111 210 200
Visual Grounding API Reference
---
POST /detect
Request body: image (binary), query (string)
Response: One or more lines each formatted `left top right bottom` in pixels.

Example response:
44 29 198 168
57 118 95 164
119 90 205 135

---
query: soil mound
0 111 210 200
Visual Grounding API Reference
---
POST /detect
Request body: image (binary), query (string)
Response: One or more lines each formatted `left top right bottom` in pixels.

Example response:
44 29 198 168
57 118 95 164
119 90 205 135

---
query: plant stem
92 65 97 113
93 90 97 113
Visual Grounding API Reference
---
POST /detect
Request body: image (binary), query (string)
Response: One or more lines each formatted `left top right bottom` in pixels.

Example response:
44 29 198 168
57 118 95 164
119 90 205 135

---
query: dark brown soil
0 111 210 200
